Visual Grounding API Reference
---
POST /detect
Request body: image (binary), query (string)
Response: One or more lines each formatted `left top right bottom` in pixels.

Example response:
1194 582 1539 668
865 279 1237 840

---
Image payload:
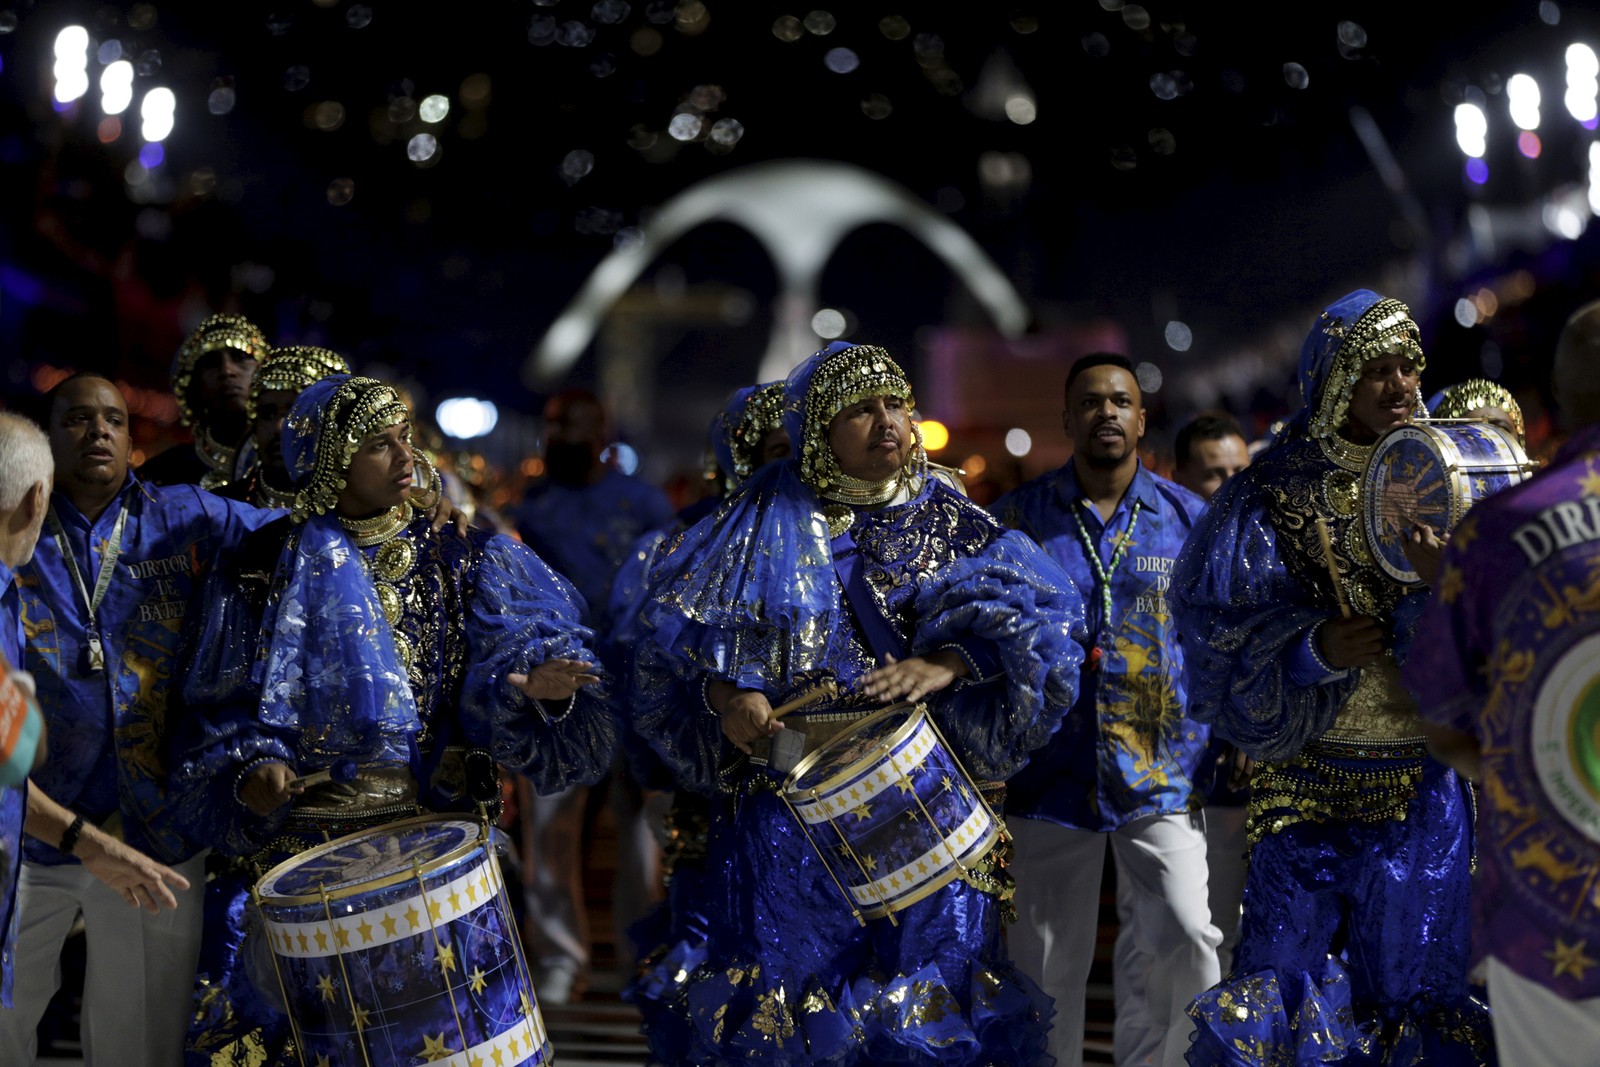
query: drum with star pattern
254 815 549 1067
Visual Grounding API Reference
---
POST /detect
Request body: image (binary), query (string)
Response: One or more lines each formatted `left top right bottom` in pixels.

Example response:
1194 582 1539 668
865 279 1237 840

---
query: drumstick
767 679 840 722
288 758 359 791
1315 517 1352 619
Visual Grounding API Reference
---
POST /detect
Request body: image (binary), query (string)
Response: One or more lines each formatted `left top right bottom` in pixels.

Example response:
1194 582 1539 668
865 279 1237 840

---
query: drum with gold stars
1361 418 1536 584
253 815 548 1067
781 701 1003 923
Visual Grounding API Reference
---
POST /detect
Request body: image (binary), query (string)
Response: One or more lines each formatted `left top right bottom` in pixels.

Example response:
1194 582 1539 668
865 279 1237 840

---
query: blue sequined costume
1170 292 1493 1065
629 343 1085 1065
170 376 618 1066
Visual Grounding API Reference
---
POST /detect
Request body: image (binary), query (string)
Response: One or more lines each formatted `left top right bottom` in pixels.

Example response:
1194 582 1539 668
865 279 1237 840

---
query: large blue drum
254 816 548 1067
782 702 1002 923
1362 419 1536 584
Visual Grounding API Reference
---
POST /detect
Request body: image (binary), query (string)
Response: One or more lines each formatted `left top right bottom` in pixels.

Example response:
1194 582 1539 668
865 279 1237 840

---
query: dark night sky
3 0 1599 458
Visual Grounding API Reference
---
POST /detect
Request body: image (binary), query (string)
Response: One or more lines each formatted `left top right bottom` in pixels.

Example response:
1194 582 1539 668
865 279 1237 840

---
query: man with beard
0 375 278 1066
511 389 673 1001
139 314 272 490
1172 291 1492 1065
992 353 1219 1067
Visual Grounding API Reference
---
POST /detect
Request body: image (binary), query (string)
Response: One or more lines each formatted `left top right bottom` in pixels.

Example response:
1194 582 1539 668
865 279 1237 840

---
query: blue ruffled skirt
1185 764 1494 1065
626 789 1054 1065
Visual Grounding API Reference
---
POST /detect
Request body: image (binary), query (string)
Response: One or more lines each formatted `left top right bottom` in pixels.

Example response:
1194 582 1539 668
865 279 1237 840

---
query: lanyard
1071 497 1141 638
47 503 128 675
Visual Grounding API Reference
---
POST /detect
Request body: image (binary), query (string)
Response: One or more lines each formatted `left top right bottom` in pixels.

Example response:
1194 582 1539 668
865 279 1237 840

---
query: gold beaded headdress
1431 378 1524 442
173 314 271 429
785 342 927 498
286 375 410 523
1304 296 1427 440
248 345 352 424
723 381 787 487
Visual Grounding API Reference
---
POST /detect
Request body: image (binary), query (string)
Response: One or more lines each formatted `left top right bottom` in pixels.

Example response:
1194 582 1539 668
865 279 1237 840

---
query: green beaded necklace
1071 498 1142 635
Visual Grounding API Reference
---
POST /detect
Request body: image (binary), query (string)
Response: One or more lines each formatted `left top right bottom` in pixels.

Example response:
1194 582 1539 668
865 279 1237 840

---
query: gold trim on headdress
1307 298 1427 442
1433 377 1525 441
174 314 271 429
291 377 410 523
248 346 352 424
725 382 787 490
798 345 927 499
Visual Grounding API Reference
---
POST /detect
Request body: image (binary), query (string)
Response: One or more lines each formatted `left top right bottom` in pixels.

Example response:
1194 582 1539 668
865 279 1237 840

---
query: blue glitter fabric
1188 762 1490 1065
1171 292 1492 1065
625 343 1085 1065
170 516 619 855
171 381 617 1065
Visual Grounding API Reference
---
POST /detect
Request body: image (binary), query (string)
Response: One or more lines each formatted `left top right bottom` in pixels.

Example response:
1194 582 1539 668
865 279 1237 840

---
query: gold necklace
1317 433 1372 474
196 428 238 490
255 476 297 510
339 501 415 547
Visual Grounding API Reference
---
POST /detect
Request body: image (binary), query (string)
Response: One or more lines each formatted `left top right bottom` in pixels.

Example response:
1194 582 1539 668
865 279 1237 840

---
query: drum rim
255 813 489 906
855 818 1002 920
783 700 925 798
1362 419 1533 584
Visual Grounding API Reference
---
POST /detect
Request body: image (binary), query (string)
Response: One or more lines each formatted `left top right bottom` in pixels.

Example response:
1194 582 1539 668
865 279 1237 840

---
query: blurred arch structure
525 158 1030 387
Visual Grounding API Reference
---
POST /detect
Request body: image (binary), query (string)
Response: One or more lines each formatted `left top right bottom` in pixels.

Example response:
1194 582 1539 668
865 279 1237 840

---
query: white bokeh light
1454 103 1487 157
1004 428 1032 457
435 397 499 439
100 60 133 114
141 88 176 142
54 26 90 104
1508 73 1541 130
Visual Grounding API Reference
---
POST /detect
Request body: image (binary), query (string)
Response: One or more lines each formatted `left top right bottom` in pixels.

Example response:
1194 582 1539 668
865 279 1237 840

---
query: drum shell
254 816 548 1067
781 703 1001 920
1362 419 1536 584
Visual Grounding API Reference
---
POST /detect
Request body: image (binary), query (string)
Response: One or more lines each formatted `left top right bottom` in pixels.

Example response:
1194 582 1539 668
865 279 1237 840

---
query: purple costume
1404 423 1600 1002
1170 291 1493 1064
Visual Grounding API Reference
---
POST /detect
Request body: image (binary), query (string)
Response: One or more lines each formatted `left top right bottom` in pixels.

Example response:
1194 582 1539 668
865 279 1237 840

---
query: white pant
520 772 660 998
1202 804 1248 978
1010 812 1221 1067
0 853 206 1067
1112 805 1249 1065
1487 956 1600 1067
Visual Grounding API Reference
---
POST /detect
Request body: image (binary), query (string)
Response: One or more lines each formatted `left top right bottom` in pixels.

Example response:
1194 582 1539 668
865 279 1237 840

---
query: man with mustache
1171 292 1492 1064
0 375 279 1066
139 314 273 491
993 353 1219 1067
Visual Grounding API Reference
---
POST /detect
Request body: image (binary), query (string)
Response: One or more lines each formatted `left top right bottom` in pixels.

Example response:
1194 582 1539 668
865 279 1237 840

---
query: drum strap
830 528 909 664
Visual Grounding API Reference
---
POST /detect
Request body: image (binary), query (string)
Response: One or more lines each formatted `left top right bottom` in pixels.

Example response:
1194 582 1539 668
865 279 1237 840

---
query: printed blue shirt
17 474 277 865
993 461 1209 830
513 469 674 634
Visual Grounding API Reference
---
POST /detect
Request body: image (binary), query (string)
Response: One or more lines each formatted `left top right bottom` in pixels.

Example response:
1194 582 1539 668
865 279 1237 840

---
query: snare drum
1362 419 1536 584
781 702 1002 923
253 815 548 1067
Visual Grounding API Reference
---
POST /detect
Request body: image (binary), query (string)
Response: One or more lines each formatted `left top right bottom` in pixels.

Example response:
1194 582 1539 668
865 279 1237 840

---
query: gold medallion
376 583 403 626
1344 520 1373 567
1323 470 1360 517
374 538 415 583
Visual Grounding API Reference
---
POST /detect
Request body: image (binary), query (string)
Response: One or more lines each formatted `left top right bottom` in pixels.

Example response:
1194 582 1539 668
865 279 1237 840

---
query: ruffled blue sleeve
458 534 619 794
1170 466 1359 761
911 528 1086 782
167 559 297 857
640 463 841 693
